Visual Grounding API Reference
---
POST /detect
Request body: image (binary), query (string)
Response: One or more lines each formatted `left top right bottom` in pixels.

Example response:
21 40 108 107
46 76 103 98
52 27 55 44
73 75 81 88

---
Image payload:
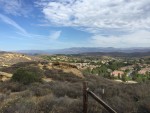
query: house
138 68 150 75
111 70 124 77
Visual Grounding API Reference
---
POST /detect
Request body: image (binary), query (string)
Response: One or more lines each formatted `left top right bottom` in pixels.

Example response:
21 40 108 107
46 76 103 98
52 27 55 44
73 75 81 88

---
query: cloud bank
90 30 150 47
36 0 150 32
36 0 150 47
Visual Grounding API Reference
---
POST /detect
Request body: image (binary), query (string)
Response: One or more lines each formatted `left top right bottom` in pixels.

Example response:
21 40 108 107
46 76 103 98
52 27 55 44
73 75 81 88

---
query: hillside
0 53 150 113
0 52 43 67
0 61 84 82
0 69 150 113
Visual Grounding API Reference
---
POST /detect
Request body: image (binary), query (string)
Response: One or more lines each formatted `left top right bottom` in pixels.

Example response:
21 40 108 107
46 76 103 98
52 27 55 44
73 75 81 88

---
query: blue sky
0 0 150 50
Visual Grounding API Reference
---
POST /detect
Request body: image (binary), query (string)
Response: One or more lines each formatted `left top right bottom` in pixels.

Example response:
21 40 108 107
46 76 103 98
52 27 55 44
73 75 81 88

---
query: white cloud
16 30 61 41
0 13 27 34
36 0 150 33
0 0 31 16
0 14 61 40
90 30 150 47
49 31 61 40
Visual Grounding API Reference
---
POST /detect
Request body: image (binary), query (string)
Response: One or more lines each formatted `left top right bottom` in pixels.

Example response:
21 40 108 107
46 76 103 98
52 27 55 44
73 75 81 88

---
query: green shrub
12 67 43 85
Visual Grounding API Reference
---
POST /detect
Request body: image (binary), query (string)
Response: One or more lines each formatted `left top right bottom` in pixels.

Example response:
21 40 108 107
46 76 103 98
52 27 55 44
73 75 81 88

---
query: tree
121 74 127 82
118 73 121 79
12 67 43 85
82 67 91 75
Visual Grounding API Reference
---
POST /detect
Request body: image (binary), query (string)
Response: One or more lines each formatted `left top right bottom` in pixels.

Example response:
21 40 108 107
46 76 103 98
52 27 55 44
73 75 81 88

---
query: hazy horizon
0 46 149 52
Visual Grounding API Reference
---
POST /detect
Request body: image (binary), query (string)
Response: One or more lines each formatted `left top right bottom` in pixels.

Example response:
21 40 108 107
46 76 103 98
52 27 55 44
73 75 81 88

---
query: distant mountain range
16 47 150 55
80 51 150 57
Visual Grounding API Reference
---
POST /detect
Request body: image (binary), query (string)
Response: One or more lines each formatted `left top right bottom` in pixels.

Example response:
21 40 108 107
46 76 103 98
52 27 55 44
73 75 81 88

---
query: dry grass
0 62 150 113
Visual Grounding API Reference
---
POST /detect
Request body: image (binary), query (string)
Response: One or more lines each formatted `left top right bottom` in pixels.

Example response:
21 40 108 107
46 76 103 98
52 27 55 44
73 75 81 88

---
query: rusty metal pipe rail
83 82 117 113
87 89 117 113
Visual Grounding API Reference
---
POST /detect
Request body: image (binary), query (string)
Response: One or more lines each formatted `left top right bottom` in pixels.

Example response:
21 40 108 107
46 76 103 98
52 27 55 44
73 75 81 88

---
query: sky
0 0 150 50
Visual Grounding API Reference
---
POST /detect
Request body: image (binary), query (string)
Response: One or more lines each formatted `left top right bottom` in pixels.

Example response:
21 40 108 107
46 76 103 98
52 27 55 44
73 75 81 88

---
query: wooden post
83 81 88 113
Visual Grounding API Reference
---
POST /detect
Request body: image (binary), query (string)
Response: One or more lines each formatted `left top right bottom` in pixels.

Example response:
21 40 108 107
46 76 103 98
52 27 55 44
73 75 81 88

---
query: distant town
41 54 150 83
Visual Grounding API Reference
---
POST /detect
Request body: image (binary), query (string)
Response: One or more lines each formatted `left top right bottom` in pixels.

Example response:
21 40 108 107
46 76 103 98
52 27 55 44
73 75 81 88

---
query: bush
12 67 43 85
49 81 82 98
29 83 52 97
44 69 81 82
38 95 82 113
0 98 37 113
0 81 26 92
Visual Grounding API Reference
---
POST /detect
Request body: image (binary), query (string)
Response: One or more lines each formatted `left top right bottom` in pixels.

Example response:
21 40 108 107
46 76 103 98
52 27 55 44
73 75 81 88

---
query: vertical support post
101 86 105 99
83 81 88 113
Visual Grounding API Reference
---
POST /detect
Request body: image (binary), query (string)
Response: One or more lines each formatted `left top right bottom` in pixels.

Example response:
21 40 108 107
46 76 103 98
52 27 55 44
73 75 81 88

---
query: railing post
83 81 88 113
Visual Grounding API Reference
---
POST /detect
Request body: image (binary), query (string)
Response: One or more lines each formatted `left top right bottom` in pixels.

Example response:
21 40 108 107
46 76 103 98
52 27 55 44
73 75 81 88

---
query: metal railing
83 82 117 113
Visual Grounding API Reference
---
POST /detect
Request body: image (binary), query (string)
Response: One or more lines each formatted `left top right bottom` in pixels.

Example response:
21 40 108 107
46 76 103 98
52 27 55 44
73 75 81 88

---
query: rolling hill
0 52 43 67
